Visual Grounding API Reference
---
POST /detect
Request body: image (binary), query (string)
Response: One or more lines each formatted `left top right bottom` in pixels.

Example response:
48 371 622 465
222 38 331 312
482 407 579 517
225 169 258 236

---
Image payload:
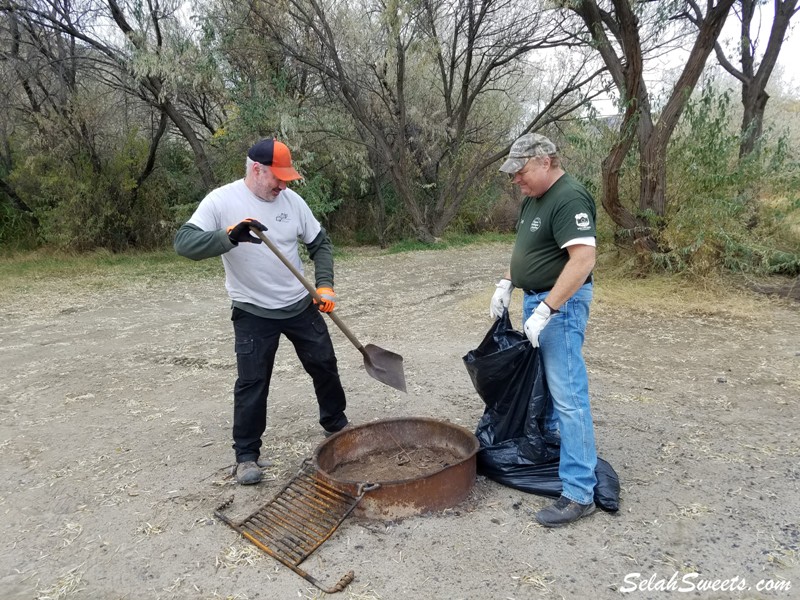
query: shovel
250 226 407 393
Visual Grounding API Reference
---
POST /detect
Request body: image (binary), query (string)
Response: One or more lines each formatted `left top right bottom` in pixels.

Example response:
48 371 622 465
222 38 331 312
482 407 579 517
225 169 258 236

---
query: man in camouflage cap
490 132 600 527
498 133 558 174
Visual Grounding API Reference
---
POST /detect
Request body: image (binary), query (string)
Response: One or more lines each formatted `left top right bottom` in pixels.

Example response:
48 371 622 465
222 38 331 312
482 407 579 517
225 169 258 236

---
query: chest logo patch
575 213 590 231
275 213 290 222
530 217 541 232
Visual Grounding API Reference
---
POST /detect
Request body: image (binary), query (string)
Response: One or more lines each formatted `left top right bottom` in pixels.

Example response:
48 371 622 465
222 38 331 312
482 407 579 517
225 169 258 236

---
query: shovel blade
362 344 407 393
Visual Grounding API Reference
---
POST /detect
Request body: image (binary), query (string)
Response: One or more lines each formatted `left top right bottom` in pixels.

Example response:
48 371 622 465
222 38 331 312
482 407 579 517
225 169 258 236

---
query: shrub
657 84 800 275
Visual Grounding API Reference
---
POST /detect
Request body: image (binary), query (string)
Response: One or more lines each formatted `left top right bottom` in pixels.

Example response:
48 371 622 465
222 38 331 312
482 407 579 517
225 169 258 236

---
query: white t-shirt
188 179 322 309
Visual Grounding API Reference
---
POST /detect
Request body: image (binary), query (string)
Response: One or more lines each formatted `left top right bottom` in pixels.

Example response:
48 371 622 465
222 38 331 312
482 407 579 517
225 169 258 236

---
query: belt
525 274 592 295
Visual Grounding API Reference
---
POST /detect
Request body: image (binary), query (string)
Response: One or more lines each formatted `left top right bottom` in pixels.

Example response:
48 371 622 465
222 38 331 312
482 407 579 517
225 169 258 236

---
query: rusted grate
214 461 377 594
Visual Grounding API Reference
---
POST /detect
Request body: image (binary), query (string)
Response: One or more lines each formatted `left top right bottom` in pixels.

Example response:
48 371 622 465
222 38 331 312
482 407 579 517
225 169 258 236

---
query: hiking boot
256 457 273 468
535 495 595 527
324 422 351 438
235 461 262 485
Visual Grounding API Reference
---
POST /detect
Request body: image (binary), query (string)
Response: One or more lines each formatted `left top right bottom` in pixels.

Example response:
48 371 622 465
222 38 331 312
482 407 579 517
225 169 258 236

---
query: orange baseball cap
248 139 303 181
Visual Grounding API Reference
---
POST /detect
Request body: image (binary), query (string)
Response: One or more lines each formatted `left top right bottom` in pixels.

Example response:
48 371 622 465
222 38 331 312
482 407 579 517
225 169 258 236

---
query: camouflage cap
498 133 558 174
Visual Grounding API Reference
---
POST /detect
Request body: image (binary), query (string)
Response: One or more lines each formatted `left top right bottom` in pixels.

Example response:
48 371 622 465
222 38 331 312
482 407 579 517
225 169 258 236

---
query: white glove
523 302 554 347
490 279 514 318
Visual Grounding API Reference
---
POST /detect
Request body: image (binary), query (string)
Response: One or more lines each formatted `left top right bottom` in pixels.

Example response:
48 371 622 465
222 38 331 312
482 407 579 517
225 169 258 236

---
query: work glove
227 218 267 244
489 279 514 319
523 302 555 348
314 287 336 313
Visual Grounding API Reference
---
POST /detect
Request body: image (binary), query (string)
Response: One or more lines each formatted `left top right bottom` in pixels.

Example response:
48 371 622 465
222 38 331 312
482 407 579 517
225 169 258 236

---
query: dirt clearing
1 243 798 599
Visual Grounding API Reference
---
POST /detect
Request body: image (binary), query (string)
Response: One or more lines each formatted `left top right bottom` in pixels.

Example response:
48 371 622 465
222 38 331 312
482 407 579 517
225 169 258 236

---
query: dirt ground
1 243 798 600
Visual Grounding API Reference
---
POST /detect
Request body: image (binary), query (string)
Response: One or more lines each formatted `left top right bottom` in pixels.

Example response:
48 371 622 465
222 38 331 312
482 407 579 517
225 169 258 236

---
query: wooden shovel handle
249 226 366 353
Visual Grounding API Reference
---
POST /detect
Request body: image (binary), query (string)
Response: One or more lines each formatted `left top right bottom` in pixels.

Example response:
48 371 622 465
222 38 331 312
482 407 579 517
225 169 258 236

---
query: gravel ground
1 243 798 600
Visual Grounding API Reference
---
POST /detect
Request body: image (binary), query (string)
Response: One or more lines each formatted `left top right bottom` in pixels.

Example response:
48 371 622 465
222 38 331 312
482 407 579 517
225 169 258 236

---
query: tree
710 0 799 158
564 0 736 251
2 0 221 189
246 0 606 242
1 7 173 184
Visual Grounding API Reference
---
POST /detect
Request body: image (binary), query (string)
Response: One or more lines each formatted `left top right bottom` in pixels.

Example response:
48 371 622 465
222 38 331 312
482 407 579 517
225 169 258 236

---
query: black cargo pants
231 304 348 463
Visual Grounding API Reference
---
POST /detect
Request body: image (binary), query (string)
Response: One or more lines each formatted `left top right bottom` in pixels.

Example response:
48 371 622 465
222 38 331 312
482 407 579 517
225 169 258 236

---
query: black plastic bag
463 310 620 512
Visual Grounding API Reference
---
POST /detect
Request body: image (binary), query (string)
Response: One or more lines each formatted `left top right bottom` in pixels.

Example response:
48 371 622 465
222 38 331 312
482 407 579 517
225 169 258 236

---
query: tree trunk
134 112 169 190
639 132 668 218
739 81 769 158
599 115 659 252
161 99 216 190
635 0 733 223
0 179 39 227
573 0 734 252
713 0 799 159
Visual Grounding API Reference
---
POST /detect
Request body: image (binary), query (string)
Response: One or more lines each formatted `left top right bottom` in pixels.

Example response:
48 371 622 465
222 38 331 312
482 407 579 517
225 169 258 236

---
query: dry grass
263 438 315 464
765 534 798 569
1 242 781 324
50 522 83 547
138 521 166 536
343 584 382 599
592 271 766 319
35 566 85 600
666 501 714 519
514 564 556 593
298 582 382 600
215 544 267 570
459 269 773 325
761 195 800 238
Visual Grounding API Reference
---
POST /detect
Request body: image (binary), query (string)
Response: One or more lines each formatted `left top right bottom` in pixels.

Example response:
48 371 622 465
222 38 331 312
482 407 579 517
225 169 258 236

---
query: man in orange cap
174 138 349 485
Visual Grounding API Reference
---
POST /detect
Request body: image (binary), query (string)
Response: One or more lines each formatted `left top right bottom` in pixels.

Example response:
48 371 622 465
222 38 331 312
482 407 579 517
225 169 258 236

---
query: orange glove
314 287 336 313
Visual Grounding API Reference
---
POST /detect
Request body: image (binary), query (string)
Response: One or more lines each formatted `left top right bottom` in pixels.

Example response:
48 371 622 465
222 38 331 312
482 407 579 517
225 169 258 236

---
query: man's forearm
174 223 234 260
307 228 335 287
544 247 595 310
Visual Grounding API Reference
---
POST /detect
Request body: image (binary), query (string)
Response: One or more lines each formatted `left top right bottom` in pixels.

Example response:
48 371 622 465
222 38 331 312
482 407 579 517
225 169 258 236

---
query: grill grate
214 461 377 594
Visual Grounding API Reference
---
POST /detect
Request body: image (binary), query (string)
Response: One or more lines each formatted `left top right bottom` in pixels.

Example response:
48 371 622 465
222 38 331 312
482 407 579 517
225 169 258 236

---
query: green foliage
656 84 800 275
140 140 208 229
721 194 800 275
6 132 177 252
0 248 224 294
291 173 343 223
449 178 510 235
0 132 38 251
559 117 628 251
387 232 515 254
328 177 411 246
0 201 36 251
2 0 798 290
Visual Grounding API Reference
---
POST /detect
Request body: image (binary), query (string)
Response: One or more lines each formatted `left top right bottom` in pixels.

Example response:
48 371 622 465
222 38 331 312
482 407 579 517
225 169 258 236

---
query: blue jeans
231 305 348 463
523 283 597 505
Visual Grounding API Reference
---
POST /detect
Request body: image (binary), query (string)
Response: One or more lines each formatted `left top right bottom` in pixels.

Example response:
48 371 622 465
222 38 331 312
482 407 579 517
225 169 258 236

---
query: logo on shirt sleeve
575 213 591 231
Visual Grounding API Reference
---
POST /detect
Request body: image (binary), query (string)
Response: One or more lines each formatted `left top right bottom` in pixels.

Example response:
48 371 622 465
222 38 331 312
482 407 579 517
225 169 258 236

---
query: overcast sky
590 9 800 116
720 6 800 89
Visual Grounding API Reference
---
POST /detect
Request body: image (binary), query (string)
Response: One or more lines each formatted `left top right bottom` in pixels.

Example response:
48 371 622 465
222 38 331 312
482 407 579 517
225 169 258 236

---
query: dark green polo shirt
510 173 596 291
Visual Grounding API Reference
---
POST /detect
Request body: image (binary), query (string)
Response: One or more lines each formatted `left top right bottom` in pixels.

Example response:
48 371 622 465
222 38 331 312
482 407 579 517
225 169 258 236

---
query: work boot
535 495 595 527
235 461 262 485
324 422 351 438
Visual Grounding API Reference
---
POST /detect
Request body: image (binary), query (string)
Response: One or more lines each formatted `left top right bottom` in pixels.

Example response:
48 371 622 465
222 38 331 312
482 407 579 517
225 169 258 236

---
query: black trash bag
463 310 620 512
